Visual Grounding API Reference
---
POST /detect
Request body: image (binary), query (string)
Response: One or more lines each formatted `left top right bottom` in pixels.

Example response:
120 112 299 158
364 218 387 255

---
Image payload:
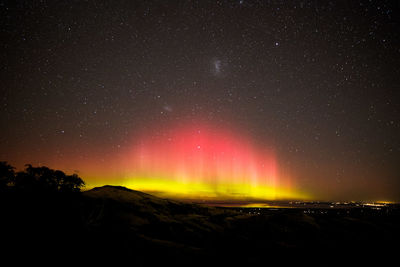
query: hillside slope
1 185 399 265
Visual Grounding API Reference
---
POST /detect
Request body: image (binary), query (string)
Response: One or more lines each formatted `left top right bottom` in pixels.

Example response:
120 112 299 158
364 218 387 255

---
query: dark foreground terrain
2 186 399 265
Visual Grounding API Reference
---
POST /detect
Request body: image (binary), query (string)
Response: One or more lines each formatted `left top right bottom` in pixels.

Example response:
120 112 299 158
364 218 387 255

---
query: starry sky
1 0 399 202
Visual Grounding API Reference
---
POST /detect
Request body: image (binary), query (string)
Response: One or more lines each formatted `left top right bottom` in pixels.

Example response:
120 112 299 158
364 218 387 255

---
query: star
163 105 173 112
212 59 222 76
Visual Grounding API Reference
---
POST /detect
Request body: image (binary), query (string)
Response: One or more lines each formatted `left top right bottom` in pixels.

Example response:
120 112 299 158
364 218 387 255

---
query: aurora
118 123 308 200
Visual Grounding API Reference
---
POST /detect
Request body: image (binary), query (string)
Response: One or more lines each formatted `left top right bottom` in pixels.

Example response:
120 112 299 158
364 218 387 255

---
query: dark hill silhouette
82 186 242 252
1 164 399 265
80 186 400 265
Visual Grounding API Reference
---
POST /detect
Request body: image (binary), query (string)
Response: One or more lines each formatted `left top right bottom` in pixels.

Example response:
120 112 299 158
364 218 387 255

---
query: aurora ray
120 124 306 200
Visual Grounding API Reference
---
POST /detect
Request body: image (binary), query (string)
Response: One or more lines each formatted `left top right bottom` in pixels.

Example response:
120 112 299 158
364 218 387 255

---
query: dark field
2 186 399 265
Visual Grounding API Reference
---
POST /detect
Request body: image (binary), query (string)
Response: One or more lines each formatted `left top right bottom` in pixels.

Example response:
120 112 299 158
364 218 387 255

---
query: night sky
1 0 399 202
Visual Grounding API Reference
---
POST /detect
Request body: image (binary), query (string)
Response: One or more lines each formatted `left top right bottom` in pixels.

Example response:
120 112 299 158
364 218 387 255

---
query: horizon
82 184 398 204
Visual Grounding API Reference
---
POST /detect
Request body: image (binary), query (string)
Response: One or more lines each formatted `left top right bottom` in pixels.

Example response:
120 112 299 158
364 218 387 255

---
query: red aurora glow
118 123 306 200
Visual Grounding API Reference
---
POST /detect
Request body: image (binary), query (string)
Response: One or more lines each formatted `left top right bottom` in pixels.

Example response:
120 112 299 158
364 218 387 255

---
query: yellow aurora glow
82 124 310 201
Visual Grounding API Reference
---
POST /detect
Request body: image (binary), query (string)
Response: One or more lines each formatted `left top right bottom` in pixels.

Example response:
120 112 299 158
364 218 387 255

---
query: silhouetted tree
0 161 15 192
61 173 85 192
14 171 37 192
14 164 85 193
